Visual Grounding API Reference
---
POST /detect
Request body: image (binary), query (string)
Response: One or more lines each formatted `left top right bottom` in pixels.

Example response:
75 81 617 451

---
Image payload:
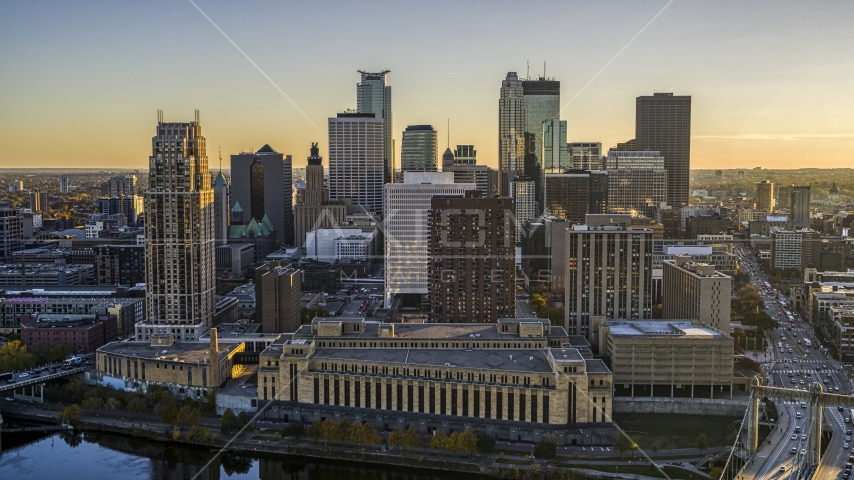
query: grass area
613 412 740 449
563 464 699 479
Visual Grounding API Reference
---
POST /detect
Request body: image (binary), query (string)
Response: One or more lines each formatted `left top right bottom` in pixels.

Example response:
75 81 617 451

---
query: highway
737 248 853 480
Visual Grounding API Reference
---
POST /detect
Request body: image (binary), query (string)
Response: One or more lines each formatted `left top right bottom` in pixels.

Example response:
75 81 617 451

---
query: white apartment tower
662 256 732 333
383 172 474 305
511 178 537 242
328 113 384 214
136 111 215 342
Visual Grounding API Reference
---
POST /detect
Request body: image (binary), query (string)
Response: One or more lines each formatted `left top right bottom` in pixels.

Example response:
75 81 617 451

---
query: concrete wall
613 397 747 416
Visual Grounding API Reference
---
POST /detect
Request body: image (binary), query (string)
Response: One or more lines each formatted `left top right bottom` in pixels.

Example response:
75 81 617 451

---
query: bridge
720 377 854 479
0 367 87 403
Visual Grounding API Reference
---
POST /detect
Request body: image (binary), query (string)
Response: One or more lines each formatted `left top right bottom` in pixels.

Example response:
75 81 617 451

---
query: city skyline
2 1 854 170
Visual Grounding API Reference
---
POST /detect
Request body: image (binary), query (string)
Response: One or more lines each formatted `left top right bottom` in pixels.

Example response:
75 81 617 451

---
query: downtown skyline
2 1 854 170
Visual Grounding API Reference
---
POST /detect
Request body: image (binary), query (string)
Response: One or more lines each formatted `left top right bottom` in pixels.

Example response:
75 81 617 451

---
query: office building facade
542 119 568 174
400 125 438 173
230 145 294 245
605 150 667 215
568 142 602 171
328 113 384 214
0 203 23 261
357 70 393 184
523 77 560 214
453 145 476 165
498 72 525 196
212 172 229 245
791 185 811 229
255 261 302 334
662 256 732 333
565 218 653 340
384 172 474 305
636 92 691 206
545 172 608 224
756 180 774 213
511 178 537 242
135 112 215 342
428 191 515 323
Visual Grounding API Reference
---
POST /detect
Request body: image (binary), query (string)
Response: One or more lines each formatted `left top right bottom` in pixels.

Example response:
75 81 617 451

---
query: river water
0 429 488 480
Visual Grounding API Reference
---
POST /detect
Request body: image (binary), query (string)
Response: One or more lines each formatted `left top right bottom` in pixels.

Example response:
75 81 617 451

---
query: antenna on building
219 146 222 172
447 119 450 149
157 109 163 123
526 60 530 80
195 109 200 124
544 60 546 79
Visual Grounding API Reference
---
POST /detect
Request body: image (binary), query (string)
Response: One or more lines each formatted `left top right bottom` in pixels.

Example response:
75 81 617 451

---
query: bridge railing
0 367 86 393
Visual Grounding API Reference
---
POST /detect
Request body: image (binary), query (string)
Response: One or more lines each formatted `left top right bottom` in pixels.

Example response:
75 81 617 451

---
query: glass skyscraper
357 70 393 184
400 125 437 173
542 119 568 174
523 78 560 215
498 72 525 197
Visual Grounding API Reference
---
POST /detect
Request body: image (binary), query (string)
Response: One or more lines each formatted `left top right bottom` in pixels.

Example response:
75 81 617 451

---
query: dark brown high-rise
428 191 516 323
636 92 691 207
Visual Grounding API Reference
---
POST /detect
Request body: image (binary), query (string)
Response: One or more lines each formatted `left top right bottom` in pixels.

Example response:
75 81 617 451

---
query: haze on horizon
1 0 853 170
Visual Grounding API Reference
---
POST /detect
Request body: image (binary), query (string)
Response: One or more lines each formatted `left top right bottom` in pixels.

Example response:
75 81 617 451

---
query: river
0 429 489 480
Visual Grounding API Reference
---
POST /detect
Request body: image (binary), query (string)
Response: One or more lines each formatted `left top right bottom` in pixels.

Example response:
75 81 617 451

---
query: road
737 247 853 480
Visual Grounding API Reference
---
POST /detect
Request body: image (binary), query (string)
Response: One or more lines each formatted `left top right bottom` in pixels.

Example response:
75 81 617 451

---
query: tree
629 435 640 457
161 400 178 427
0 340 36 374
710 466 724 479
387 427 407 449
186 425 214 444
360 422 382 445
307 419 322 443
533 433 559 460
221 408 239 434
81 397 104 410
430 429 448 450
697 433 708 454
613 434 633 459
44 344 73 364
650 442 660 455
476 433 496 454
528 294 546 312
177 405 202 427
105 397 123 410
448 428 477 455
59 404 81 427
126 396 147 413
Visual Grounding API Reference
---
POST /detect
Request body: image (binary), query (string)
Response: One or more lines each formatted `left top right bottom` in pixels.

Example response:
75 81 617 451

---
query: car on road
4 397 12 401
790 447 797 454
801 402 808 408
791 434 798 440
19 372 28 377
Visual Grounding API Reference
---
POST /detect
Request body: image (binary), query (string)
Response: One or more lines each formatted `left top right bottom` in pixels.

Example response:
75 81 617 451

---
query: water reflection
0 430 485 480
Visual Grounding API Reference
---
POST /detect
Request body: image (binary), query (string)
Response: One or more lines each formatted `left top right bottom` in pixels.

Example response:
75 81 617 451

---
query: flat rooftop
98 341 238 364
296 319 566 341
312 348 555 374
606 320 729 339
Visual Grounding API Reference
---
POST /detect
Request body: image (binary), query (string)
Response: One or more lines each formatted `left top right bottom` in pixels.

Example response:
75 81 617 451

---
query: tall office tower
791 185 811 229
662 256 732 333
136 111 214 342
542 119 568 174
511 177 537 242
384 172 474 306
544 172 608 223
776 184 793 207
565 215 653 340
255 260 302 333
636 92 691 206
59 176 69 194
448 164 490 196
756 180 774 213
0 203 23 261
294 143 346 248
428 191 515 323
523 77 560 214
400 125 438 173
498 72 525 196
108 174 138 197
568 142 602 171
249 159 266 222
605 150 667 214
230 145 294 244
453 145 476 165
328 113 384 214
441 148 455 171
356 70 393 184
28 190 49 213
212 172 229 245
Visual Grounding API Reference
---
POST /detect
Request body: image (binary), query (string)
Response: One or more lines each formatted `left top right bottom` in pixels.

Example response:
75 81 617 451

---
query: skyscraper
384 172 474 306
59 176 69 194
136 111 215 342
428 191 515 323
568 142 603 171
400 125 438 173
511 177 536 242
108 175 137 197
791 185 811 229
605 150 667 214
565 215 653 340
255 260 302 333
542 119 568 174
523 77 560 214
498 72 525 196
453 145 476 165
328 112 384 214
441 148 455 171
294 143 346 248
212 172 229 246
756 180 774 213
545 172 608 223
28 190 49 213
230 145 294 244
357 70 393 183
636 92 691 206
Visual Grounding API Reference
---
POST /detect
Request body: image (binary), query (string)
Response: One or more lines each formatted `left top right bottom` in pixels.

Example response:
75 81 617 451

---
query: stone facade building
256 318 615 446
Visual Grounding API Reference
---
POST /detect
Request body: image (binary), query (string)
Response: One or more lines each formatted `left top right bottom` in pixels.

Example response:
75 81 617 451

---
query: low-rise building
0 295 143 336
0 263 94 288
596 319 733 398
255 317 615 446
21 312 118 354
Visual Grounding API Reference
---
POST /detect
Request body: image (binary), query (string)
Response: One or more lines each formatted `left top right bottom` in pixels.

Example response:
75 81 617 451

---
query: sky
1 0 853 170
